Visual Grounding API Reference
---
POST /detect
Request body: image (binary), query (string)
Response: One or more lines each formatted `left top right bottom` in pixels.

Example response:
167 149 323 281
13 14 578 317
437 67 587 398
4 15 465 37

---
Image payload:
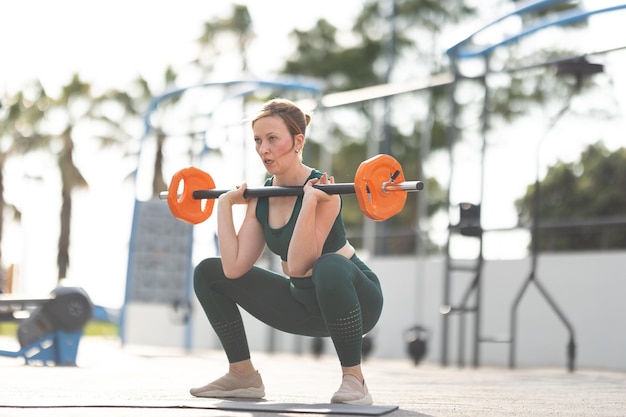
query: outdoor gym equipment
0 286 93 366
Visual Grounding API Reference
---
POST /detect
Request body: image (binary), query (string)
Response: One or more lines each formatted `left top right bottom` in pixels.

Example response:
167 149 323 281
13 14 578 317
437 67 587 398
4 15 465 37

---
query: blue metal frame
448 2 626 59
141 79 323 141
134 78 323 183
0 330 84 366
447 0 573 56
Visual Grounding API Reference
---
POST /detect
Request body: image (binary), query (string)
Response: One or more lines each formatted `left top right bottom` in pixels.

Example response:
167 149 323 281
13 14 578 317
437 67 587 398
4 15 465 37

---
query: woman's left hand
303 172 334 203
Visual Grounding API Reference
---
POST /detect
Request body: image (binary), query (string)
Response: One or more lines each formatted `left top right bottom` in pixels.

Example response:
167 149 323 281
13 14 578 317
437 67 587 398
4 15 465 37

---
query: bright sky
1 1 625 307
0 0 362 93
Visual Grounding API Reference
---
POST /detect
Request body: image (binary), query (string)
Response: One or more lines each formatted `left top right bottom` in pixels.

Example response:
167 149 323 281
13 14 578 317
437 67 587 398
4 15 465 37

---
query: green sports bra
255 169 348 262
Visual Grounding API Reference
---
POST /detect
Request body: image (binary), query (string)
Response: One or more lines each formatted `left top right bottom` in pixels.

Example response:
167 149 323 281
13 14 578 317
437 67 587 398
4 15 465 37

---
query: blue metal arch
448 3 626 59
447 0 573 56
133 78 323 192
141 78 323 139
136 78 323 176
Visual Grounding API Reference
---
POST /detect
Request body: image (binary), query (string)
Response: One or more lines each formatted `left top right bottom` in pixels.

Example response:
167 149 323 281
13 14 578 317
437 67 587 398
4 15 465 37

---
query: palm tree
98 67 179 198
3 74 105 281
48 74 92 280
0 86 52 287
194 4 254 77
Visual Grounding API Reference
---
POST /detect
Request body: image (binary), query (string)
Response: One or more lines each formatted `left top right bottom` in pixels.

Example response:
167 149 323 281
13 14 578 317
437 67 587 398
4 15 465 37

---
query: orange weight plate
167 166 215 224
354 154 407 221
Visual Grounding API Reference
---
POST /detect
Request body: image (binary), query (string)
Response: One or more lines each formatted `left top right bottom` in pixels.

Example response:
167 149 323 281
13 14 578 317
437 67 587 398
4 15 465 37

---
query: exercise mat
0 399 399 416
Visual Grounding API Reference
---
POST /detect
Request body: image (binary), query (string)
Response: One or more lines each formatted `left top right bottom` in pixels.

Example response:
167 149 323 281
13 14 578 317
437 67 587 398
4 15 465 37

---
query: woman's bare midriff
282 242 356 277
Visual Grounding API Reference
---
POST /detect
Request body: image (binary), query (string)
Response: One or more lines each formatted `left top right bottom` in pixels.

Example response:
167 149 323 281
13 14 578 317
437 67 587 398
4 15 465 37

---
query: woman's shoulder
308 169 323 179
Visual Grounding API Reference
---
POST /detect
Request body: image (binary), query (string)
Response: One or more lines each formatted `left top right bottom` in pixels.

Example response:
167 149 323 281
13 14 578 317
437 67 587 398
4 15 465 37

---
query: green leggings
193 253 383 367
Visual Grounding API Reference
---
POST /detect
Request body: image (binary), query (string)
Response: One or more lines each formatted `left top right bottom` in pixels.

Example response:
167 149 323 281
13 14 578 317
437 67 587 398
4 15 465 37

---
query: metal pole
441 55 460 367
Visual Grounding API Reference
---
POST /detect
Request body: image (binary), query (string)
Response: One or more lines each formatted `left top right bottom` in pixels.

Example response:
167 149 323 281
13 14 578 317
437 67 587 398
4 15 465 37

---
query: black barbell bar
160 180 424 201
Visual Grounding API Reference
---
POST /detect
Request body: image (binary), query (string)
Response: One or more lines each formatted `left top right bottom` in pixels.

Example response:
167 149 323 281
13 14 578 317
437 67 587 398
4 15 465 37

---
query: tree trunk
57 183 71 281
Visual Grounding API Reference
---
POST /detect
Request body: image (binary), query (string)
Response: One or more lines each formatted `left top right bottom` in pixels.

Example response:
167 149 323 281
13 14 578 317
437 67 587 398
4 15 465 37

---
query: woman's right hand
219 183 248 205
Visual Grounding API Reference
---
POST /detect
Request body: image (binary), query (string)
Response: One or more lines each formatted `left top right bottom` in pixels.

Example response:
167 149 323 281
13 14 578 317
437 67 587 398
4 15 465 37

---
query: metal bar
447 0 574 56
455 5 626 59
159 180 424 200
382 181 424 192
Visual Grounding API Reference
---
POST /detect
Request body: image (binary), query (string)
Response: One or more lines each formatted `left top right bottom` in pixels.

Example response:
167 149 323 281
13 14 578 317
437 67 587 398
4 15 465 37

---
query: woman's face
253 115 301 175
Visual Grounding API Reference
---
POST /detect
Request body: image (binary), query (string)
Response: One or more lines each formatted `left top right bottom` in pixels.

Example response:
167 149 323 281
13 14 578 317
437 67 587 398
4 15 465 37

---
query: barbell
161 154 424 224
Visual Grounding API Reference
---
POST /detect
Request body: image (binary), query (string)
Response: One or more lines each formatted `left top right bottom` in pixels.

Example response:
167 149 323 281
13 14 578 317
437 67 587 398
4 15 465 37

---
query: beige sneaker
190 370 265 399
330 374 373 405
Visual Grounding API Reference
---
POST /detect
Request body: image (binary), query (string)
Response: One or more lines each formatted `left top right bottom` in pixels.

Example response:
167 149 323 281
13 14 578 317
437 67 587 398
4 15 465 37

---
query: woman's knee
193 257 225 294
312 253 354 290
313 253 349 276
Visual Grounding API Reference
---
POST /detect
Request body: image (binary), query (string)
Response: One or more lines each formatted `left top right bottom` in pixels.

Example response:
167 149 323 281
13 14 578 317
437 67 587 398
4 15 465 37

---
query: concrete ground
0 336 625 417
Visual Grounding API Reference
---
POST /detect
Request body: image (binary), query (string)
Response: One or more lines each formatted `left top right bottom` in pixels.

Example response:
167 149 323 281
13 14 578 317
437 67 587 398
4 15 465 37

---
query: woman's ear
295 133 305 150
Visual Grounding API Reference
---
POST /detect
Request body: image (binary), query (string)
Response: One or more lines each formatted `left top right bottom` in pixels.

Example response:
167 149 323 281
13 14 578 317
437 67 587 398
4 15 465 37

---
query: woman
190 98 384 405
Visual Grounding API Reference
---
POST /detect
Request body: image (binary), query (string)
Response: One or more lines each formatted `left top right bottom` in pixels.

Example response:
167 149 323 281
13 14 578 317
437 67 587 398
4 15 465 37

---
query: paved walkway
1 336 625 416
